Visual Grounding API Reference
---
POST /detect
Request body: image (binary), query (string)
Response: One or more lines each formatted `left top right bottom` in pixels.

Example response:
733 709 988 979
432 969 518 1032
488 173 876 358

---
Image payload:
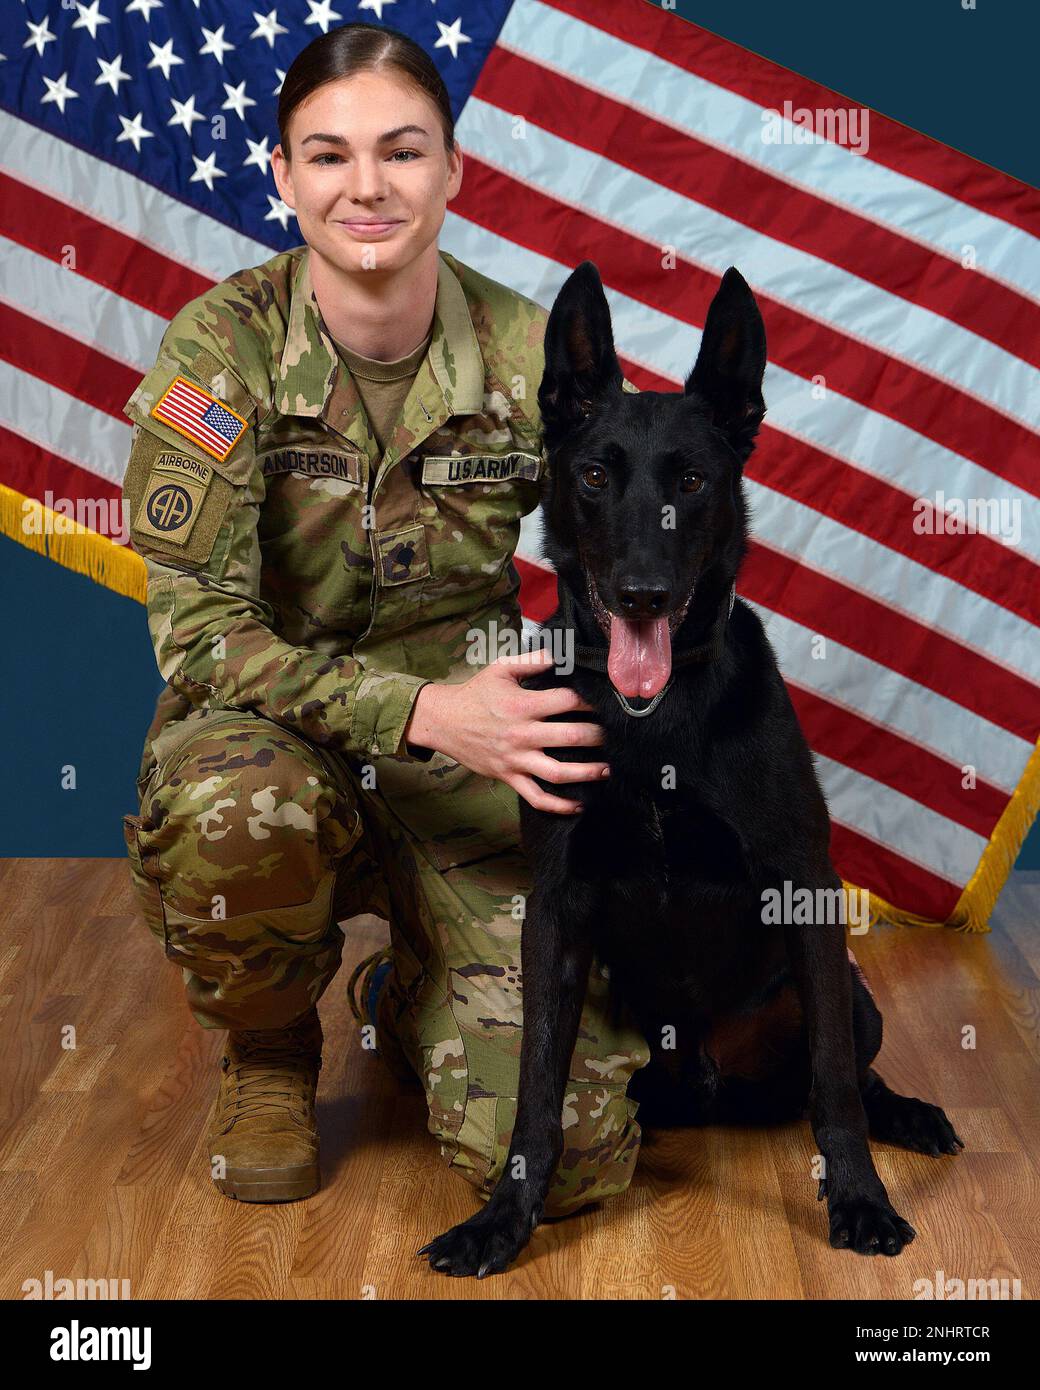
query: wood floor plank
0 859 1036 1300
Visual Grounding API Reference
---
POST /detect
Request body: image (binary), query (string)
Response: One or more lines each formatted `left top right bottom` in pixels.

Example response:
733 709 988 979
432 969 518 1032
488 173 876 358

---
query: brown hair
278 22 456 160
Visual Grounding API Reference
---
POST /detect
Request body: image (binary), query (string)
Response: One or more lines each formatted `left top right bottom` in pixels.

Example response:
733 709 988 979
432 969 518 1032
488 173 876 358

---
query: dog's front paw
418 1205 535 1279
827 1194 916 1256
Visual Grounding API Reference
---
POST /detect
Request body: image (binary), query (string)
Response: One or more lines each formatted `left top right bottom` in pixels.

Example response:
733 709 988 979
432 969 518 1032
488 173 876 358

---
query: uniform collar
274 246 485 422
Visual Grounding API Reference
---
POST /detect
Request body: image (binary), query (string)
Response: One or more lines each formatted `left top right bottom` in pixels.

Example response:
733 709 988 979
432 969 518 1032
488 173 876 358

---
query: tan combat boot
207 1008 323 1202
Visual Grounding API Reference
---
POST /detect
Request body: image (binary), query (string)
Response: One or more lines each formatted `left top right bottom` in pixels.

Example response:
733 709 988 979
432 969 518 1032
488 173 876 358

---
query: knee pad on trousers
125 716 365 1030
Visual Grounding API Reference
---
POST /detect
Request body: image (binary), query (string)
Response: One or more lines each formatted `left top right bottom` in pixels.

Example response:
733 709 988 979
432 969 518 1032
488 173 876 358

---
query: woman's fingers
492 648 556 677
524 752 609 785
525 684 598 717
516 720 605 750
511 774 584 816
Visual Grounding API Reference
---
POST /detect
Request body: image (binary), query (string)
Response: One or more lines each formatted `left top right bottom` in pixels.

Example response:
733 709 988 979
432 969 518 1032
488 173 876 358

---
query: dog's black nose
617 585 670 619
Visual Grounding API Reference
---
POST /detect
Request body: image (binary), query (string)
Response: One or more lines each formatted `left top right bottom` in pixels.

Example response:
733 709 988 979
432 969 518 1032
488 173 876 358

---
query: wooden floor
0 856 1036 1301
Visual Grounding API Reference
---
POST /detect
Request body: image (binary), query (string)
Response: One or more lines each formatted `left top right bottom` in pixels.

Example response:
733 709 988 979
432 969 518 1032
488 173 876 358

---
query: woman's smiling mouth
336 218 402 236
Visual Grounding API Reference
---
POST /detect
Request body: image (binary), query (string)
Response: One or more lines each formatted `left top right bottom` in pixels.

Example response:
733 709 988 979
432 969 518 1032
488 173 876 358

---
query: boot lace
219 1027 319 1128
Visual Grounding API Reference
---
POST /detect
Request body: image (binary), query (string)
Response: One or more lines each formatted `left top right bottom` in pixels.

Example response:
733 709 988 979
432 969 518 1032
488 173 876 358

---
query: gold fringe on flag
852 730 1040 935
0 482 146 605
2 480 1037 931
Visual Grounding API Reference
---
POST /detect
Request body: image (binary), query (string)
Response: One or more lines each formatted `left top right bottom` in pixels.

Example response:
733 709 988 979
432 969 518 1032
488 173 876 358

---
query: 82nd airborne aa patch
134 452 213 546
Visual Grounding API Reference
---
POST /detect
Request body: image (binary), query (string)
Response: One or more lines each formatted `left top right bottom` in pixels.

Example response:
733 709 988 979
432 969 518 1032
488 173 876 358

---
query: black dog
419 262 963 1278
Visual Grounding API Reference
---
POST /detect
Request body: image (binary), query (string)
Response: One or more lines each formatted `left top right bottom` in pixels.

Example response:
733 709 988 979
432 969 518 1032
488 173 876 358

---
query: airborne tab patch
421 452 542 485
150 375 249 462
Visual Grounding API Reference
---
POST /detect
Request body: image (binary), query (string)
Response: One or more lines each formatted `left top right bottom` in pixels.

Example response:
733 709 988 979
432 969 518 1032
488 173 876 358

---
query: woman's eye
390 150 420 162
582 465 607 490
314 153 341 166
681 472 704 493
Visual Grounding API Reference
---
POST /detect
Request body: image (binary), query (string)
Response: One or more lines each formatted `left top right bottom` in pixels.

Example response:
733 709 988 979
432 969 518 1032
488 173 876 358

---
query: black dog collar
552 581 736 717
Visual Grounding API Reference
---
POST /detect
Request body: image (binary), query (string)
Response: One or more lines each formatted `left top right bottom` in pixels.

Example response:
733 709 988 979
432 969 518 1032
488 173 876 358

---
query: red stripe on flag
0 301 140 421
741 541 1040 741
829 821 961 922
0 169 214 322
787 683 1007 838
476 45 1040 367
453 158 1040 496
515 554 559 622
746 431 1040 630
0 423 126 516
545 0 1040 240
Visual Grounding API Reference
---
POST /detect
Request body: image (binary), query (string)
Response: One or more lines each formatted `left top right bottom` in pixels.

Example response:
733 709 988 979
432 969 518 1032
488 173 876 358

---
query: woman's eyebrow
300 126 431 147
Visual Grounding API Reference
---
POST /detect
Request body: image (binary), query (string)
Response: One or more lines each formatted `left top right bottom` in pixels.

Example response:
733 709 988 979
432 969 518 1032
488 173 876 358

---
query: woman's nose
347 154 391 202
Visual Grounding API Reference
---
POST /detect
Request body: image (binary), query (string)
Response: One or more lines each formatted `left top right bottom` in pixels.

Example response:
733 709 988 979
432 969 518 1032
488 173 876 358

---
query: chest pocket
256 444 371 634
415 450 544 612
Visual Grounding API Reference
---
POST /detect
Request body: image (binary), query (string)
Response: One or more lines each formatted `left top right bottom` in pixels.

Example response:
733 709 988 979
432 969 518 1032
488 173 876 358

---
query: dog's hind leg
850 960 965 1157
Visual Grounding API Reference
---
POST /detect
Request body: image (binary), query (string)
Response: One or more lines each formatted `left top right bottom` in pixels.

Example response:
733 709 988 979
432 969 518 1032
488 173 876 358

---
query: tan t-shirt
333 328 434 455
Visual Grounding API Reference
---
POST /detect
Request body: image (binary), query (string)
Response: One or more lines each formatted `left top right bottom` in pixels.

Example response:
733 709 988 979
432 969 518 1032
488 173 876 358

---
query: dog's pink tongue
607 616 672 698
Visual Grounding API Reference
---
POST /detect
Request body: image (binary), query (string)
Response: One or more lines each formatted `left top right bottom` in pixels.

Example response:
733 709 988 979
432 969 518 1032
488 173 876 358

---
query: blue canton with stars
202 399 246 439
0 0 513 253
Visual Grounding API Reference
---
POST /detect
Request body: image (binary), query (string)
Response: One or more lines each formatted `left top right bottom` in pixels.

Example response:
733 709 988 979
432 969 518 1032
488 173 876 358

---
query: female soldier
121 23 649 1213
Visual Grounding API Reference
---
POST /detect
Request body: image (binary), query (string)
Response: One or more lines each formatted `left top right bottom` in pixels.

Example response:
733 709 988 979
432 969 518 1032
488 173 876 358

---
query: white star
24 17 56 57
116 112 153 153
168 94 204 136
95 53 131 96
358 0 397 19
434 17 471 60
244 135 272 176
272 67 286 96
264 195 293 231
41 72 79 116
125 0 163 21
147 38 182 81
251 9 288 48
199 25 235 65
305 1 342 35
72 1 110 41
190 152 226 192
221 80 256 121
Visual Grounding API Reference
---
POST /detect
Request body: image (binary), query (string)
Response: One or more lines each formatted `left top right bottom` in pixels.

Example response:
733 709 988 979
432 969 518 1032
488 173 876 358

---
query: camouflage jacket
122 245 551 776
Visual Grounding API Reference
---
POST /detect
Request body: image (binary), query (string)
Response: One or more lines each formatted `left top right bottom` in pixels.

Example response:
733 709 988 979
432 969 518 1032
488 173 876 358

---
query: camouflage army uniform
120 244 650 1215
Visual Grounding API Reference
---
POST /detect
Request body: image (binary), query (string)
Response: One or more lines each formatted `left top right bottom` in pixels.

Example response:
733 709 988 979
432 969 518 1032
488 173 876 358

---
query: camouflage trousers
123 697 650 1216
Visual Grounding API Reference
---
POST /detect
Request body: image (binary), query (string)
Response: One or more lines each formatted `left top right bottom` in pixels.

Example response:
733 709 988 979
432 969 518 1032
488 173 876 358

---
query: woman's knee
138 718 362 919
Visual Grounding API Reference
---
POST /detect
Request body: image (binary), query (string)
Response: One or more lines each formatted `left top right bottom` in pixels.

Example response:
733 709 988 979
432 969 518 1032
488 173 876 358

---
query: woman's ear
684 267 767 464
271 144 296 211
538 260 623 447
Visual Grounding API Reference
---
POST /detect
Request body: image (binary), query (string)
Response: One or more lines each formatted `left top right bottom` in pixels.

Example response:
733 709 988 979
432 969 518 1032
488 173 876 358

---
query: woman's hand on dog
404 648 609 813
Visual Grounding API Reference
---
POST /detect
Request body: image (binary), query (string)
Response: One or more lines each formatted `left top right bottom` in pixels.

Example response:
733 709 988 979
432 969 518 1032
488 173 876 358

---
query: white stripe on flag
817 753 988 886
442 211 1040 562
743 480 1039 683
0 362 130 486
499 0 1040 302
0 111 276 284
0 236 168 372
458 96 1040 426
512 548 1034 796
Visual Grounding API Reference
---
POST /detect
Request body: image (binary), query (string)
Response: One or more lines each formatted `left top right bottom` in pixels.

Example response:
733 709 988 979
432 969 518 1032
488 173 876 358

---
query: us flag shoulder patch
150 375 249 463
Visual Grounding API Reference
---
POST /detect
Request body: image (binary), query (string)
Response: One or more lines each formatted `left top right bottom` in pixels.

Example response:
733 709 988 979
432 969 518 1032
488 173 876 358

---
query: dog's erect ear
538 261 623 445
684 267 766 463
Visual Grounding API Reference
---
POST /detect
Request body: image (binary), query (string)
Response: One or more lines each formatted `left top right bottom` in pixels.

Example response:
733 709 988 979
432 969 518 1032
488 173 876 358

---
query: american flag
1 0 1037 928
152 375 248 459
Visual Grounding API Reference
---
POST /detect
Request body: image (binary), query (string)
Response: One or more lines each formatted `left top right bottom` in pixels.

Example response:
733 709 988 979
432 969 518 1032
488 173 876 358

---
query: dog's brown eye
681 472 704 493
582 465 607 490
